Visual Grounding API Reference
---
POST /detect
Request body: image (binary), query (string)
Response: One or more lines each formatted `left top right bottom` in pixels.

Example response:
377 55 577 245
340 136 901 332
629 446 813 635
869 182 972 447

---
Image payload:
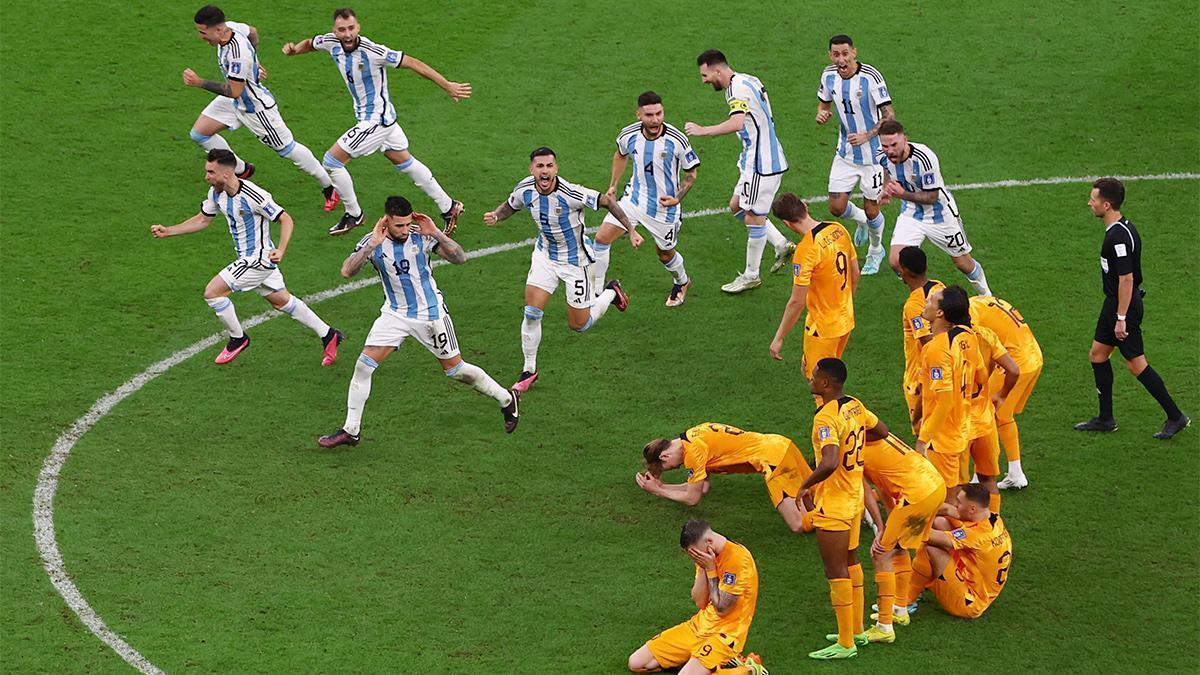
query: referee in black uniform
1075 178 1189 438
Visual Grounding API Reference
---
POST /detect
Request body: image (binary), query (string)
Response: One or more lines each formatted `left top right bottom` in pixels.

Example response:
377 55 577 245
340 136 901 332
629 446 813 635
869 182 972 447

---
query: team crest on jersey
818 426 832 440
229 61 241 75
921 172 937 187
262 203 278 218
685 150 697 163
386 51 399 64
911 316 924 330
951 528 967 540
722 572 736 586
930 367 943 381
793 263 802 277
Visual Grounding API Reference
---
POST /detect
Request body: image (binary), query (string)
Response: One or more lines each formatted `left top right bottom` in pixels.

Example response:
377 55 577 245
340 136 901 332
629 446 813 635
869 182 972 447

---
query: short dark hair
898 246 927 275
333 7 357 21
829 34 854 48
939 285 971 326
814 358 848 385
384 196 413 216
962 483 990 509
878 120 905 136
530 146 556 161
637 91 663 108
696 49 728 67
194 5 225 26
1093 178 1125 209
642 438 672 477
679 519 711 549
771 193 809 222
206 148 237 167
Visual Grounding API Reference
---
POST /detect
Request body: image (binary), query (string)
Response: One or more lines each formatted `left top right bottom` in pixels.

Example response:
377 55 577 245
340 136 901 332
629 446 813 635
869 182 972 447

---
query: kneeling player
628 520 766 674
637 423 812 532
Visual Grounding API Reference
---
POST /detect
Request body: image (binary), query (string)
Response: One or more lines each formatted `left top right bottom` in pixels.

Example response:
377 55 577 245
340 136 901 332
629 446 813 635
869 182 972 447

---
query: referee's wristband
1117 314 1127 321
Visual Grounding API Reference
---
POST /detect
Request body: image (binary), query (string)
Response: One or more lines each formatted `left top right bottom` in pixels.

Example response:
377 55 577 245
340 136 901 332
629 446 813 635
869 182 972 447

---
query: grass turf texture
3 0 1198 671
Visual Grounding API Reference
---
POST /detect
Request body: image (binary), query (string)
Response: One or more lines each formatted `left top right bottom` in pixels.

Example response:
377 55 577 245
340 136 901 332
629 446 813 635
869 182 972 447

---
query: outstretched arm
150 213 213 238
400 54 472 101
685 112 745 138
607 150 628 197
483 202 517 226
182 68 246 99
635 472 705 506
281 39 315 55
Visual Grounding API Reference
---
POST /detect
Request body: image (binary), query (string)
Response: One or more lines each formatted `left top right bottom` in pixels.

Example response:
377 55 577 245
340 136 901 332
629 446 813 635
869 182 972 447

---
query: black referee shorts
1094 294 1145 359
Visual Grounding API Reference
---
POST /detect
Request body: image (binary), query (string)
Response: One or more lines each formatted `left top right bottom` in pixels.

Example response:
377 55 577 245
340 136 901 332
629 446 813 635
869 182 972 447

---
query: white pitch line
32 171 1200 673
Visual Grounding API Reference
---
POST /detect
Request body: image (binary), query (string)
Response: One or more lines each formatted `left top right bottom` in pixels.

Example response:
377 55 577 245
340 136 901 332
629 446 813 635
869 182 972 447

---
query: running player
596 91 701 307
483 147 640 393
151 149 343 365
185 6 337 210
281 8 469 235
801 358 889 660
898 246 944 427
965 323 1019 513
898 484 1012 620
816 35 894 274
969 295 1043 489
685 50 794 294
877 120 992 296
768 194 858 382
637 422 812 532
628 520 765 674
317 196 518 448
860 434 946 643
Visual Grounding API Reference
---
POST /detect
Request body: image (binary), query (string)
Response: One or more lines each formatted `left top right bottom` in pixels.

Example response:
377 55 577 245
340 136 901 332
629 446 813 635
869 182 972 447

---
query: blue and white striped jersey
507 177 601 267
726 72 788 176
218 21 276 113
817 63 891 166
355 231 445 320
201 179 284 267
878 142 960 225
312 34 403 125
615 122 700 224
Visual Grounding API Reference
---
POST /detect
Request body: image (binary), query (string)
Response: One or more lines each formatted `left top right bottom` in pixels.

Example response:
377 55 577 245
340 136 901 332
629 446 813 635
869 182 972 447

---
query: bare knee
828 193 849 217
627 645 659 672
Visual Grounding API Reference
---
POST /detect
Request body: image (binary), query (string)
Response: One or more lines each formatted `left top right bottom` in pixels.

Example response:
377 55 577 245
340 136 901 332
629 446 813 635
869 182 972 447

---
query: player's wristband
1116 314 1127 321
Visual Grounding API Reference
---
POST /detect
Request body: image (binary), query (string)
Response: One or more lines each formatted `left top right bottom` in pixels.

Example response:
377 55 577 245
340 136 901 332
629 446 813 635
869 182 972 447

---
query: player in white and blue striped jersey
282 8 471 237
816 35 895 275
484 147 641 393
183 6 336 211
685 50 794 294
594 92 701 307
877 120 992 296
150 150 343 366
317 196 519 448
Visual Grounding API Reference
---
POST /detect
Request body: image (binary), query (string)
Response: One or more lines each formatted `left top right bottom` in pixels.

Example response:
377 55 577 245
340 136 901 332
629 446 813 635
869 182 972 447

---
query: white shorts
733 170 783 217
365 308 461 359
525 248 593 309
602 197 681 250
218 258 286 295
890 213 973 256
201 97 296 155
336 120 410 159
828 154 884 200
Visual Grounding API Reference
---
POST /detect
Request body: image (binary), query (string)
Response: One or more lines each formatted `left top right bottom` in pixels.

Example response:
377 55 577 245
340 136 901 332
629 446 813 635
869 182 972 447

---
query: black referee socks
1092 361 1115 420
1136 366 1184 421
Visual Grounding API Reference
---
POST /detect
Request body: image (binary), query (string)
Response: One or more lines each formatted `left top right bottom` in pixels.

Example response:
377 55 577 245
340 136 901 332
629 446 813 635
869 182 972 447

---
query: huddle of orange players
631 193 1039 668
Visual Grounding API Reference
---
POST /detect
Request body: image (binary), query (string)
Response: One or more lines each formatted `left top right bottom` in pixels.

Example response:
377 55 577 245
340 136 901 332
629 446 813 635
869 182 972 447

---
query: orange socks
998 418 1021 462
893 550 912 610
875 571 895 625
904 548 934 607
989 491 1002 514
829 578 855 649
848 563 865 634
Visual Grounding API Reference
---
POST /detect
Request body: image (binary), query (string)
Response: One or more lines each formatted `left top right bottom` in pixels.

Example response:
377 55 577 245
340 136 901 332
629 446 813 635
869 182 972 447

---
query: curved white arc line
32 172 1200 673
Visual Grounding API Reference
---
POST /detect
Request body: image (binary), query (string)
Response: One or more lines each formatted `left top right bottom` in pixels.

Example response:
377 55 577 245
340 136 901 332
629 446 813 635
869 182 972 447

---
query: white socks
745 225 768 277
839 201 869 227
592 241 612 292
396 156 452 213
521 306 543 373
663 252 688 284
763 219 788 249
191 130 246 175
281 296 330 337
285 143 333 188
323 152 361 217
867 212 885 248
965 260 992 296
1008 459 1024 477
206 296 244 338
343 354 378 435
587 289 616 327
445 362 512 406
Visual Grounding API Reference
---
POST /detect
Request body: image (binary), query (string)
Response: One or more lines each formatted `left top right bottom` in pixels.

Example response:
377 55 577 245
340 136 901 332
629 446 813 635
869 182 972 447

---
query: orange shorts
811 507 863 549
646 621 742 671
931 574 988 619
879 484 946 550
904 388 921 426
765 441 812 507
965 428 1001 479
993 365 1041 421
925 447 962 490
802 331 850 379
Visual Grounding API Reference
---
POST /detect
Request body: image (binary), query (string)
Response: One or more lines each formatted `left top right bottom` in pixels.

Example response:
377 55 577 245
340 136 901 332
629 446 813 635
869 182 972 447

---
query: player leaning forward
151 150 343 365
318 196 518 448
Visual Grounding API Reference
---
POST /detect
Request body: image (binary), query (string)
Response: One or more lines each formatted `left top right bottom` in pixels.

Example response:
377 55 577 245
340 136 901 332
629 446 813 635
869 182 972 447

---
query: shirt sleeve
312 33 336 53
862 405 880 431
353 232 375 253
562 180 601 211
817 73 833 103
365 40 405 68
811 407 837 458
684 442 709 483
223 37 254 81
923 341 954 393
506 183 529 211
908 306 933 341
916 149 945 191
252 191 285 222
615 131 631 156
1110 231 1135 276
678 137 700 170
201 192 219 217
949 524 988 551
796 239 821 286
727 81 752 117
718 549 754 598
872 73 892 106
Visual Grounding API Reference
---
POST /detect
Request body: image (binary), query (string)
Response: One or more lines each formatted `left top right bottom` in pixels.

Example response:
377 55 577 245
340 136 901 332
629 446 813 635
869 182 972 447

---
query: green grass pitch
3 1 1198 672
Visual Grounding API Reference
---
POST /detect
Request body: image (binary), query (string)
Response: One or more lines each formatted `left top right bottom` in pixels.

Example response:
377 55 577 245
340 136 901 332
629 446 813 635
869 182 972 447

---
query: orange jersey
969 296 1043 371
863 434 945 504
949 514 1013 610
681 423 789 483
794 221 857 338
902 280 945 395
968 325 1008 435
918 326 978 453
688 540 759 645
811 395 879 519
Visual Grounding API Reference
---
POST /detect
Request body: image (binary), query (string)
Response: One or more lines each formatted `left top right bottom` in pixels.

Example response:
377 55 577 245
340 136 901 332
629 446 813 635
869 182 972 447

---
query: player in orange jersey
638 422 812 532
964 323 1018 513
897 246 944 426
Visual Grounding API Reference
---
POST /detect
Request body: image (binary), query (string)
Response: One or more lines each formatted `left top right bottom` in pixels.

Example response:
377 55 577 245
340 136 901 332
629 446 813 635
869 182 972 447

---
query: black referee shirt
1100 217 1142 299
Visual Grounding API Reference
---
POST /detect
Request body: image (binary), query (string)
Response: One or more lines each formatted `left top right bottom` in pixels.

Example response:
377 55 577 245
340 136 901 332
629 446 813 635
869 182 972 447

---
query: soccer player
317 196 518 448
898 246 944 427
860 434 946 643
969 295 1043 489
684 50 794 294
596 92 701 307
898 484 1012 620
483 147 640 392
185 6 337 210
800 358 889 660
1075 178 1189 439
628 520 765 674
964 323 1019 512
637 422 812 532
281 8 469 236
151 150 342 365
877 120 992 296
816 35 894 274
768 194 858 382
